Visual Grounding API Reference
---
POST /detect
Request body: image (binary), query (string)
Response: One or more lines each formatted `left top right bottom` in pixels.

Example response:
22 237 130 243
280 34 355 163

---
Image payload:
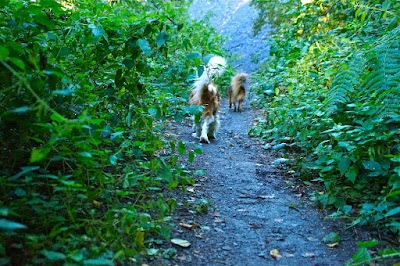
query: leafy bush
251 0 400 234
0 0 227 264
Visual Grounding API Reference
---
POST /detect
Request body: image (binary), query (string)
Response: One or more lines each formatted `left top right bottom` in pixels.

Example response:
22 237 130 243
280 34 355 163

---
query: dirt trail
162 1 372 265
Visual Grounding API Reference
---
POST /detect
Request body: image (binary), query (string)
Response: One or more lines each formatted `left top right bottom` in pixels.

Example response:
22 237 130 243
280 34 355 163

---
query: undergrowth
250 0 400 262
0 0 229 264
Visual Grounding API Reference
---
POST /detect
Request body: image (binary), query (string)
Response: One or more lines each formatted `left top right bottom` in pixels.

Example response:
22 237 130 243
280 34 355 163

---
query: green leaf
189 151 194 163
186 52 201 60
109 155 118 165
9 166 40 180
9 57 25 70
59 47 69 56
342 205 352 214
30 147 50 163
88 24 104 39
79 152 92 158
386 190 400 198
137 39 152 56
361 11 367 23
0 219 27 230
83 258 113 266
338 141 356 151
178 142 186 155
9 106 30 114
0 45 9 60
50 113 66 122
42 250 66 261
149 108 158 117
322 232 341 244
355 8 362 18
362 161 382 172
15 188 26 197
183 106 201 115
345 166 357 183
156 32 169 47
385 206 400 217
272 143 286 150
52 88 74 96
194 148 202 155
338 158 351 176
357 240 377 248
353 247 371 264
147 248 158 256
122 59 134 69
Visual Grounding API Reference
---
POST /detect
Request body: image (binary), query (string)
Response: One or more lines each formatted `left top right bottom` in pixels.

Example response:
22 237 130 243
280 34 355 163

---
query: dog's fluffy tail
190 56 226 105
230 73 249 99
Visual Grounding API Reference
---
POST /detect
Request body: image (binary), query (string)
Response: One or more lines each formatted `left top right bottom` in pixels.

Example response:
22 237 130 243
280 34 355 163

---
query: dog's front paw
208 135 216 140
200 136 210 144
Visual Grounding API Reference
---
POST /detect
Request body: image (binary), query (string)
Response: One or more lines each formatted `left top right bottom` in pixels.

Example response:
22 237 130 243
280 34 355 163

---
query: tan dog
189 56 226 143
228 73 250 112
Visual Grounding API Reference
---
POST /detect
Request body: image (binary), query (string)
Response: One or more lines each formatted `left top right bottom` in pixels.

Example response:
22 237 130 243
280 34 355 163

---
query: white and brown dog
228 73 250 112
189 56 226 143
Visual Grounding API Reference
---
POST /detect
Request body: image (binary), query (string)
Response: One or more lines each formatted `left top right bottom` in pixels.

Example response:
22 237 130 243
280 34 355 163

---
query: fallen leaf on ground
250 223 260 229
327 242 339 248
270 249 282 260
236 209 247 212
177 255 187 261
283 252 295 258
179 222 199 229
260 195 276 199
274 218 284 222
302 252 315 258
171 239 191 248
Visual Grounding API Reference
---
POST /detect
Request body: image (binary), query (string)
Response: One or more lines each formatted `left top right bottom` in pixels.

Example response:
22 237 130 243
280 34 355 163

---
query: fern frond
327 26 400 120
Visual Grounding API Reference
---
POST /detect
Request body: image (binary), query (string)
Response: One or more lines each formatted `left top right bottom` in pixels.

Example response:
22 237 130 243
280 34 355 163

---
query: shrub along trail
153 0 375 265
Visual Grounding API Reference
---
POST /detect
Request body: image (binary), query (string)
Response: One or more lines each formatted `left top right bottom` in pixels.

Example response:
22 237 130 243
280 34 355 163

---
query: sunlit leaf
137 39 152 56
0 219 27 230
30 147 50 163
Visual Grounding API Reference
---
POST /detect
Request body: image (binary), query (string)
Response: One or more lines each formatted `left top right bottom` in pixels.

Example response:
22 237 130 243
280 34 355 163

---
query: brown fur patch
189 83 221 117
229 73 249 112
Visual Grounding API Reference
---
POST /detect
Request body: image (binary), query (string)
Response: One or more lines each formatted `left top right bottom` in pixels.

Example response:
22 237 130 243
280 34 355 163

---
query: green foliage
0 0 227 264
251 0 400 239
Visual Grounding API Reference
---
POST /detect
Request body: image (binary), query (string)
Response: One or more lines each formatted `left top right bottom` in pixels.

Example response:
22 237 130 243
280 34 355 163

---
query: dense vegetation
251 0 400 260
0 0 230 264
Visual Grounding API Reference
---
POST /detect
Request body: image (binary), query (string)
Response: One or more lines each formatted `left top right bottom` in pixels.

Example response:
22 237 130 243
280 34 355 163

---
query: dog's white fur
189 56 226 143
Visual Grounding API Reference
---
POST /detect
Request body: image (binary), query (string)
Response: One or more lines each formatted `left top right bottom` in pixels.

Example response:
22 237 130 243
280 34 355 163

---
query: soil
148 1 383 265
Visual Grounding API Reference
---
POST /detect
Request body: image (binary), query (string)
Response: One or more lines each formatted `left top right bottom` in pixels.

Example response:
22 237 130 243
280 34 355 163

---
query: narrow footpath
163 1 372 265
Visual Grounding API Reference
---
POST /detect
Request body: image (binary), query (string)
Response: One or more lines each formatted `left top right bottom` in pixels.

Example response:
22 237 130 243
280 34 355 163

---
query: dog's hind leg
228 86 232 109
192 121 202 138
200 117 214 143
238 99 243 112
208 115 220 139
